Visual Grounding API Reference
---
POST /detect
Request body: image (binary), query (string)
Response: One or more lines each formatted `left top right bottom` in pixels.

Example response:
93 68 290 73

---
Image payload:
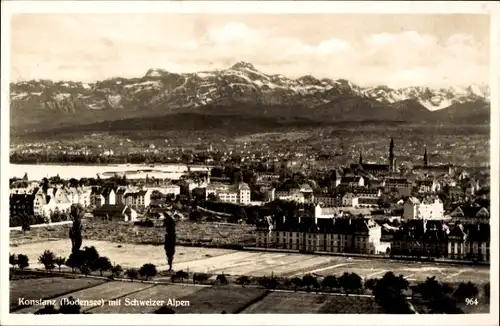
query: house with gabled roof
447 223 467 260
450 205 489 224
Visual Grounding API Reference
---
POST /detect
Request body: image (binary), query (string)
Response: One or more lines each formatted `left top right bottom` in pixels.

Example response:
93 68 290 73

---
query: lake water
10 163 210 181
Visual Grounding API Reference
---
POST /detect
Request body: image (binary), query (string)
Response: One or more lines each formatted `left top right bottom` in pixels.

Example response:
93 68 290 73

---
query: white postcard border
1 1 499 325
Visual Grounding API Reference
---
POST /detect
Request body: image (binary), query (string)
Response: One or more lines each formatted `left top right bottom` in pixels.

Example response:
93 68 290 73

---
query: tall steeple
359 151 363 165
423 145 428 168
388 137 395 171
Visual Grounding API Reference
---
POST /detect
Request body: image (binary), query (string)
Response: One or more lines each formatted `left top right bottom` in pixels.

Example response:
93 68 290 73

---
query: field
16 281 152 314
10 239 490 285
173 287 269 314
10 219 256 247
10 277 106 311
89 284 203 314
241 292 384 314
10 274 489 314
9 239 232 271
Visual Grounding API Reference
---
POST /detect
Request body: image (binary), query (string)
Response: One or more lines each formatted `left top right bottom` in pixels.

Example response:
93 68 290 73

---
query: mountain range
9 62 490 136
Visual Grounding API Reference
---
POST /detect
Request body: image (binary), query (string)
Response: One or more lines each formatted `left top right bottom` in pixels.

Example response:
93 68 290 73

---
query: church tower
423 145 428 168
388 137 395 172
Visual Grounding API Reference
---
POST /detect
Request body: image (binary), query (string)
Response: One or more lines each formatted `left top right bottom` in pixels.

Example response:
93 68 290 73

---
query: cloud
10 16 489 88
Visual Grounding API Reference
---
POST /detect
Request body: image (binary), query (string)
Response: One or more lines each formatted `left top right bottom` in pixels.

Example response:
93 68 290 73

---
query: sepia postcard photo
1 1 499 325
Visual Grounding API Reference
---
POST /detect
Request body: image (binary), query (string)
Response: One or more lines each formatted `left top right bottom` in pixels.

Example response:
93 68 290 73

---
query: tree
59 296 81 314
339 272 363 294
164 215 176 271
484 283 490 300
55 256 66 273
364 278 377 291
66 252 82 273
9 253 17 271
126 268 139 282
372 272 412 314
21 214 31 233
17 254 29 271
216 274 229 285
82 246 100 271
69 207 83 254
174 270 189 283
417 276 462 314
80 264 91 276
155 306 175 314
139 263 158 281
189 210 202 222
453 282 479 301
322 275 340 292
302 274 318 291
193 272 210 284
236 275 251 287
96 256 113 276
291 277 303 292
23 172 28 181
111 264 123 278
34 305 59 315
258 276 279 289
38 250 56 273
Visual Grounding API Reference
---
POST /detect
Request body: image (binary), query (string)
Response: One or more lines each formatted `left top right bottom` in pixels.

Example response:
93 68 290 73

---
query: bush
38 250 56 273
66 252 82 273
17 254 30 271
193 272 210 284
134 219 155 227
111 264 123 277
55 257 66 273
484 283 490 299
236 275 250 287
139 263 158 280
216 274 229 285
34 305 59 315
95 256 112 276
126 268 139 282
59 296 81 314
453 282 479 301
155 306 175 314
9 253 17 270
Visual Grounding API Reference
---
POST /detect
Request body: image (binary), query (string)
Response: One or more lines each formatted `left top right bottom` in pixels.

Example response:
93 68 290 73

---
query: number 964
465 298 478 305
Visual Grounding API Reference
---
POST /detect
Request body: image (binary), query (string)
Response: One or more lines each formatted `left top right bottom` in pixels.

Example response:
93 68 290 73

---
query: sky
10 13 490 88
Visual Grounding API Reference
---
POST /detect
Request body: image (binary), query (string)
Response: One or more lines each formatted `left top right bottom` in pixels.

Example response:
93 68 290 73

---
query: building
93 204 138 222
42 194 72 217
391 220 448 258
255 215 382 254
146 185 181 197
275 188 305 204
403 196 445 221
416 180 440 193
102 188 116 205
313 194 342 207
449 205 490 224
78 187 92 207
354 188 381 208
349 140 396 176
340 176 365 188
384 178 412 196
10 194 35 217
465 223 490 262
90 188 105 208
115 187 127 205
205 182 251 205
342 192 359 207
124 189 153 211
413 145 454 175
